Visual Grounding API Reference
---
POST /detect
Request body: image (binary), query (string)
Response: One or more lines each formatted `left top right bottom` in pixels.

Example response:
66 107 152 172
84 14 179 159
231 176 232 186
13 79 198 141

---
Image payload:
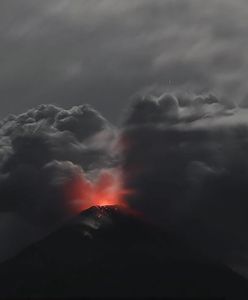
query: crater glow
65 170 133 213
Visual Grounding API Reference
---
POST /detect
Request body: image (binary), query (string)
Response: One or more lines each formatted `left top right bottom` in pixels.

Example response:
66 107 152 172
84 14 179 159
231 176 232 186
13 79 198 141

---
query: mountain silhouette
0 205 248 298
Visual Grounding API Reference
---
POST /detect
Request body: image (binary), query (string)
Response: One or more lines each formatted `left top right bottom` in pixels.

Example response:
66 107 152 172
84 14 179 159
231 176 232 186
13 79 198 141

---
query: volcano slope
0 205 248 298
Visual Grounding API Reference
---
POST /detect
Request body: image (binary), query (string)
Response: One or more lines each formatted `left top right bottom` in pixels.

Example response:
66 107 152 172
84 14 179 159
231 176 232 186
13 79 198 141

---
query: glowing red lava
65 170 133 214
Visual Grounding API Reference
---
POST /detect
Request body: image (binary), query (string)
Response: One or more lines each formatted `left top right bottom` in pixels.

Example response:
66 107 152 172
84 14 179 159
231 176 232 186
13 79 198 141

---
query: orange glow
65 170 134 214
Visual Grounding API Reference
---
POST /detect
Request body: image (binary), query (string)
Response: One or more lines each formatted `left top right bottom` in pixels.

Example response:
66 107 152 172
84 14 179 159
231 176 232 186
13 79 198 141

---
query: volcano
0 205 248 298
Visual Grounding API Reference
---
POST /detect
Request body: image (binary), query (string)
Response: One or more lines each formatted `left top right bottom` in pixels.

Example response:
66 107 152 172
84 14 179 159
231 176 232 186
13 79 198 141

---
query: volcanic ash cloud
0 104 119 225
121 93 248 274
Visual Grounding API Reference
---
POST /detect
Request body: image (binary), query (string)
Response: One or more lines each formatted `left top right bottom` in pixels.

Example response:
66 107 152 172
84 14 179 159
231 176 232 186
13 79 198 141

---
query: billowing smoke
2 95 248 278
121 93 248 275
0 104 118 261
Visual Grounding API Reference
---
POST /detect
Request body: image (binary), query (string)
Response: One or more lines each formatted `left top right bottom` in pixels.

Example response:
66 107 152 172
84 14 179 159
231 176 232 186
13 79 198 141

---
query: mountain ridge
0 205 248 298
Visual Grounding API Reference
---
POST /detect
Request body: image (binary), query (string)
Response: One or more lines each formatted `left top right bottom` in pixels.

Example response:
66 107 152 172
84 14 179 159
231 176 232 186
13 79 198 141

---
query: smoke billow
121 93 248 274
1 95 248 278
0 103 118 260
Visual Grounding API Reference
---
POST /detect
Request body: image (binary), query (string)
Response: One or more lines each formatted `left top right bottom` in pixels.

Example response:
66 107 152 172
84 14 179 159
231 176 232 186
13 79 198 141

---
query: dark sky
0 0 248 122
2 0 248 279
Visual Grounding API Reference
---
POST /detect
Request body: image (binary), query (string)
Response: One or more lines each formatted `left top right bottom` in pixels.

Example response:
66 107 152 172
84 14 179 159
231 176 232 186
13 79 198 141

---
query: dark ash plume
122 93 248 276
0 104 117 261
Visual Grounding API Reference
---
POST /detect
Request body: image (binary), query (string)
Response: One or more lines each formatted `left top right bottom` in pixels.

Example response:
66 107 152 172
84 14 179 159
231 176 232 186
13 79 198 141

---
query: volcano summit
0 205 248 298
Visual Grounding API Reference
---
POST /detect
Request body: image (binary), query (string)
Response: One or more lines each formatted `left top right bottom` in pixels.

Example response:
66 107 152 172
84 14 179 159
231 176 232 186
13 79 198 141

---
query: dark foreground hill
0 205 248 298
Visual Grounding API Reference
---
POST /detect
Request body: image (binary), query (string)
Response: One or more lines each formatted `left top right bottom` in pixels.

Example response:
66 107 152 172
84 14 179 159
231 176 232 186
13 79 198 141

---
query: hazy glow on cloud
1 0 248 280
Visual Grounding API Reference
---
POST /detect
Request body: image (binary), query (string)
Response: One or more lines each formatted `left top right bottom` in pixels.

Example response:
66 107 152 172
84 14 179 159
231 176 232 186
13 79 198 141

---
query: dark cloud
1 94 248 280
122 93 248 277
0 103 117 261
0 0 248 122
125 93 229 126
0 0 248 276
0 104 114 170
54 105 108 141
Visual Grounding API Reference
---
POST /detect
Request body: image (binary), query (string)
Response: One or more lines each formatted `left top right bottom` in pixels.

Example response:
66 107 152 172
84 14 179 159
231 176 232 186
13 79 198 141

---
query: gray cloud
122 93 248 278
0 103 116 261
0 0 248 122
1 94 248 279
1 0 248 277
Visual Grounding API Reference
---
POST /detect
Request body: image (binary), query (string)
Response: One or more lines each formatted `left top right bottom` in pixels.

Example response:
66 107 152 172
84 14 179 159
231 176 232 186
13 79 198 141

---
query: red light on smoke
65 170 133 214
